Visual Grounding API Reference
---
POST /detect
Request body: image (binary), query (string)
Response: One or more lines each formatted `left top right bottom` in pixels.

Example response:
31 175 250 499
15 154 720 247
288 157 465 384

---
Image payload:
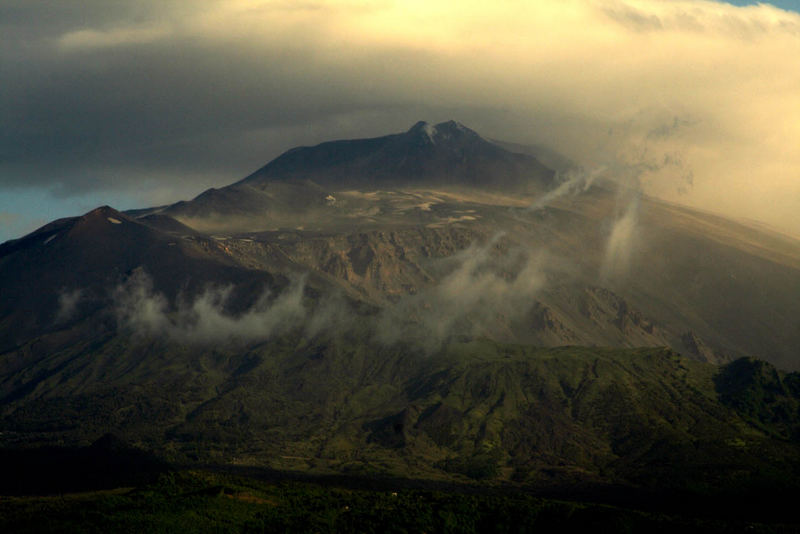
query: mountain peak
78 206 128 226
407 120 479 145
233 119 555 192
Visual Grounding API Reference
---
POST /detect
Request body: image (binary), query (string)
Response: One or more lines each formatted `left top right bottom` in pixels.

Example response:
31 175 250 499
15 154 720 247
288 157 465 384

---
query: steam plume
375 235 547 351
600 194 640 282
528 166 606 211
55 288 84 324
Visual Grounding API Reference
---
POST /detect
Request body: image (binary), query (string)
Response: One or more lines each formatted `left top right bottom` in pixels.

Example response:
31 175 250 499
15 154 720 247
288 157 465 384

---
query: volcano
2 121 800 499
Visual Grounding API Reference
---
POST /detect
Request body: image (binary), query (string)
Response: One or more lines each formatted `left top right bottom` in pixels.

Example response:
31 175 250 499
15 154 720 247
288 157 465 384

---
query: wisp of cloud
600 194 640 283
375 234 547 351
528 166 606 212
113 269 309 344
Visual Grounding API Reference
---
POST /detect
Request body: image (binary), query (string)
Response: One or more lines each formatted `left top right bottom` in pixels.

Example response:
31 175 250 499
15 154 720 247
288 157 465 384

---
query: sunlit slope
172 183 800 369
548 188 800 369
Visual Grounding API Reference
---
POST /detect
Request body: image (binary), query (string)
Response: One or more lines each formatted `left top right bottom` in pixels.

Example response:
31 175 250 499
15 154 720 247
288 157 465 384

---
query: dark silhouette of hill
0 434 167 495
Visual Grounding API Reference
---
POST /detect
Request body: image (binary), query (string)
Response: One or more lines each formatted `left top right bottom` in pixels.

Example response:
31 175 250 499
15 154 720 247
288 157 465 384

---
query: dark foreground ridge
3 341 800 494
1 445 799 533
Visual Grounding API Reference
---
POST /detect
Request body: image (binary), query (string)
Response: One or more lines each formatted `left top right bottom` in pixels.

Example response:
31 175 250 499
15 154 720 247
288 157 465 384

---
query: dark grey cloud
0 1 447 199
0 24 514 202
1 38 391 192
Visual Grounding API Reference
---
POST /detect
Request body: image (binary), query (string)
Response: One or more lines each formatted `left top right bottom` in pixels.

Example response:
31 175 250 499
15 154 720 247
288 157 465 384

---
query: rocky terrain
2 121 800 497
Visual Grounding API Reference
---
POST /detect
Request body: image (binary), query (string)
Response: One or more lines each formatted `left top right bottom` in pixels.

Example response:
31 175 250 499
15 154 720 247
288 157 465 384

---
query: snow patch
43 234 58 245
107 217 122 224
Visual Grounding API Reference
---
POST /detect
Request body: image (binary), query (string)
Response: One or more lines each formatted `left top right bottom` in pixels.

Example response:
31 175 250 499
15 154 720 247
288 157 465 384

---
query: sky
1 0 799 242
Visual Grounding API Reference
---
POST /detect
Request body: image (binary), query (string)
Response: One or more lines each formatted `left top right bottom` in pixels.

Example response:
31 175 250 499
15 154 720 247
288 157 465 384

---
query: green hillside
3 335 800 494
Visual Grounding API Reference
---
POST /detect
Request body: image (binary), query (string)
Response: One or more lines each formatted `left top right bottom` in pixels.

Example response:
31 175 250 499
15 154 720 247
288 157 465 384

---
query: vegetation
3 339 800 492
715 357 800 439
1 469 798 533
4 339 800 530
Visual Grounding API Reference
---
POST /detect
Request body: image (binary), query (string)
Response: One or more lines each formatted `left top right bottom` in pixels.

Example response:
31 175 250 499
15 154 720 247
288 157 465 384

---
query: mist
528 167 606 212
600 195 641 282
55 288 84 324
375 235 547 351
111 234 551 351
113 269 309 344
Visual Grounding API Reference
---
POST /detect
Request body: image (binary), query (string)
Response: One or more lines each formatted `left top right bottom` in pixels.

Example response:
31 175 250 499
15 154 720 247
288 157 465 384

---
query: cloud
113 268 309 344
375 235 548 351
1 0 799 234
597 1 800 36
111 235 549 350
528 166 606 211
55 288 84 324
600 193 641 282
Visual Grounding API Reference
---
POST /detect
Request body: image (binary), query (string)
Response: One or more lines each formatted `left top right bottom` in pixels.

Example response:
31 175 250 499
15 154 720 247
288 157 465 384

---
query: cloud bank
2 0 798 234
113 269 308 344
375 236 547 350
112 236 548 350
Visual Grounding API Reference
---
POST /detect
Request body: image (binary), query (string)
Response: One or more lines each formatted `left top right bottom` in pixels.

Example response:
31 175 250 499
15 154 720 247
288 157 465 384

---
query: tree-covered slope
3 335 799 493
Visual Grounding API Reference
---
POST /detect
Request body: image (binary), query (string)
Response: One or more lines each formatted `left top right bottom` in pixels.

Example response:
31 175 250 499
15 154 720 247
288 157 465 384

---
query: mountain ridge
237 120 553 190
4 121 800 368
158 120 555 222
2 120 800 499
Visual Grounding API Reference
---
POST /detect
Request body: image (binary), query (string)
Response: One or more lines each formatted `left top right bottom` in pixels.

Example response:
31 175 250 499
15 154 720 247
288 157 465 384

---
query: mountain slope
0 206 295 360
240 120 554 191
142 186 800 369
2 333 799 492
2 120 800 497
4 123 800 370
162 121 555 222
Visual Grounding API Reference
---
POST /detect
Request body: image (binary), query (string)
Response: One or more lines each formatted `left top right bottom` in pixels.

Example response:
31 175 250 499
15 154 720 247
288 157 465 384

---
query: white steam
600 194 640 282
113 269 308 344
112 237 550 350
55 288 84 324
376 235 547 350
528 166 606 211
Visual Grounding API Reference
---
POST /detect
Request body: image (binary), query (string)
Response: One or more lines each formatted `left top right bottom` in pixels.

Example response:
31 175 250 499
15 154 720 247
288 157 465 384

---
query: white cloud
55 288 84 323
601 193 641 282
375 235 548 350
113 269 308 344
